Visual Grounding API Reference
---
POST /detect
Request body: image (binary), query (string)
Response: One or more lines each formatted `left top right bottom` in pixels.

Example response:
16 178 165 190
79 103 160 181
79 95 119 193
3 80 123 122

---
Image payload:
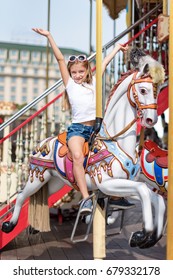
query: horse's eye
141 88 146 95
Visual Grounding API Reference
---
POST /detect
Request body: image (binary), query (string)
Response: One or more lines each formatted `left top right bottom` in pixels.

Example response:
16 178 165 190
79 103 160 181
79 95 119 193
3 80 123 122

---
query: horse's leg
139 190 166 249
98 179 154 247
2 170 52 233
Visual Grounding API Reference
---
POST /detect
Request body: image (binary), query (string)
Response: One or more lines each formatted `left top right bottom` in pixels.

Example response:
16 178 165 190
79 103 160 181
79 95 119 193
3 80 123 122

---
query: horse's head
129 48 165 128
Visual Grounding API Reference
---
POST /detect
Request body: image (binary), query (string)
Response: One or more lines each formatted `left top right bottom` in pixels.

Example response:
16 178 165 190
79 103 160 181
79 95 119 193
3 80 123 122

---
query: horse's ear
136 63 149 78
142 63 149 74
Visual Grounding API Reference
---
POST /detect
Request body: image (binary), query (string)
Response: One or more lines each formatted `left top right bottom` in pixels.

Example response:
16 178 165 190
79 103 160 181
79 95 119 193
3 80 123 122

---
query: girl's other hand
32 28 50 37
117 43 129 52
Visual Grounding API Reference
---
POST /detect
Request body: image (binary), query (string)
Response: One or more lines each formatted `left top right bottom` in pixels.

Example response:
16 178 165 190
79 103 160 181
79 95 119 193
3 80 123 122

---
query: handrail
0 92 63 144
0 2 162 133
103 2 162 50
0 79 63 132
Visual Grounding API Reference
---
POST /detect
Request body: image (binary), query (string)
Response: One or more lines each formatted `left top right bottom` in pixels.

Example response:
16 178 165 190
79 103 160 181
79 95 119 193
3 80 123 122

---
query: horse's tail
28 185 50 232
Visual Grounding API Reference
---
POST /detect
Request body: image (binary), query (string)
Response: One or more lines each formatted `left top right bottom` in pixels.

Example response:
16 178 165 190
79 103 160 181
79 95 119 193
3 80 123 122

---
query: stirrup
70 191 99 243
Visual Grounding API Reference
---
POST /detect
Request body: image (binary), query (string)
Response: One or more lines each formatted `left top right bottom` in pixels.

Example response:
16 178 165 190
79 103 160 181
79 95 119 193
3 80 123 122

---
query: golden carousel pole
45 0 51 136
93 0 106 260
167 0 173 260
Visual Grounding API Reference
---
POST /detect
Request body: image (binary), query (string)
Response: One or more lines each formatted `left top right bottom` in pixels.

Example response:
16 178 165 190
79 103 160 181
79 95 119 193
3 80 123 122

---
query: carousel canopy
102 0 128 20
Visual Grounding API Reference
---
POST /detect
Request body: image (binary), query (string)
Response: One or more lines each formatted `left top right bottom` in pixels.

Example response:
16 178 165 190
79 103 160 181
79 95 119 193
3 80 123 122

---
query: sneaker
80 199 93 214
109 197 135 209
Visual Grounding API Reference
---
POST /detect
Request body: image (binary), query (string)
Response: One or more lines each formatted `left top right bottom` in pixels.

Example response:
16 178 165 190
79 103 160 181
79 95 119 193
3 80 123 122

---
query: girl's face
70 63 88 84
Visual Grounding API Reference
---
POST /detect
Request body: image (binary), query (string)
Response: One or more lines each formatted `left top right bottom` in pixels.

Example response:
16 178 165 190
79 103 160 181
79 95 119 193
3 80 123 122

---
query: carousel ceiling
102 0 162 20
102 0 128 20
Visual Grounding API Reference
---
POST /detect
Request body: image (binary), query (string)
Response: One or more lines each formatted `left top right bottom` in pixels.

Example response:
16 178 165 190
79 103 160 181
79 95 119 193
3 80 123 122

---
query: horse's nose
146 118 153 125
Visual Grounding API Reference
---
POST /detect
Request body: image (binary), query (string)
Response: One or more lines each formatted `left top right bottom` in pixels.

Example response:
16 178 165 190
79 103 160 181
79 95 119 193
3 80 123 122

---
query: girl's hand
117 43 129 52
32 28 50 37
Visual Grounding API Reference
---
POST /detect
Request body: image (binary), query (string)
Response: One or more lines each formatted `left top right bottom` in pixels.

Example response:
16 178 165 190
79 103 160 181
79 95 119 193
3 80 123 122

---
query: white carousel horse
2 56 165 249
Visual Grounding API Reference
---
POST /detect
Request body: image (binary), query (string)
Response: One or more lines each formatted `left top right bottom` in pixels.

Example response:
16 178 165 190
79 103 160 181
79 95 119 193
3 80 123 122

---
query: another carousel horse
2 49 165 249
138 139 168 196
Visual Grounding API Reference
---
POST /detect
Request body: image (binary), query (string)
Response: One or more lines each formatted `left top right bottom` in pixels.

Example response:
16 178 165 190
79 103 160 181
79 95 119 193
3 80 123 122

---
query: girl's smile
70 63 87 84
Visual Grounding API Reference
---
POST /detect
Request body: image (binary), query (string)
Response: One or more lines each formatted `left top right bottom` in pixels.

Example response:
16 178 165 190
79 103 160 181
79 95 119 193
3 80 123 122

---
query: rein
96 115 140 141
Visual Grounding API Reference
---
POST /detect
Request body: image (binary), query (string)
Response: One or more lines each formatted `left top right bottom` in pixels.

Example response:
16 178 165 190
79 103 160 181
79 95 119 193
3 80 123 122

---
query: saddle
144 140 168 168
58 132 89 159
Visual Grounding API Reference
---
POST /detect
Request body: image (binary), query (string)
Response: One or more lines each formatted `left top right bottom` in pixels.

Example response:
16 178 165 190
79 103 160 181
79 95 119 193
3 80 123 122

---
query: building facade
0 42 87 124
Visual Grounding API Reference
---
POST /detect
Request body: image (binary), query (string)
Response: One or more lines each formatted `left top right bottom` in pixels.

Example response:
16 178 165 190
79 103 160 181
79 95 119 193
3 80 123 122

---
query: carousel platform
0 199 166 260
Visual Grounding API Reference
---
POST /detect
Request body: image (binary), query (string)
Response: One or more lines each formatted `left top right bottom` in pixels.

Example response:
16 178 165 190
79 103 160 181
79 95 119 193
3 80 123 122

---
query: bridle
96 72 158 142
127 72 157 110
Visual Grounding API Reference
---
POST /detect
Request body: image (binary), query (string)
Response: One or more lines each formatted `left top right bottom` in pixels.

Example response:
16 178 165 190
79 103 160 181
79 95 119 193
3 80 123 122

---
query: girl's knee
72 151 84 164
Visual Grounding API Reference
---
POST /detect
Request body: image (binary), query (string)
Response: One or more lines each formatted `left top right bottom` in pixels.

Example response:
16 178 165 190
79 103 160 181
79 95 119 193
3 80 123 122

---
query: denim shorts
66 123 94 142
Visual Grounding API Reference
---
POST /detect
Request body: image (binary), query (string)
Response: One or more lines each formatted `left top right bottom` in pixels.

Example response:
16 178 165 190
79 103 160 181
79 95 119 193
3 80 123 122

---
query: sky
0 0 168 136
0 0 127 53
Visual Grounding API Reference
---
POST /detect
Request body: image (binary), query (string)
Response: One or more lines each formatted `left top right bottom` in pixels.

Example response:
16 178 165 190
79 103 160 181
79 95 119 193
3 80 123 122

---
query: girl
32 28 128 213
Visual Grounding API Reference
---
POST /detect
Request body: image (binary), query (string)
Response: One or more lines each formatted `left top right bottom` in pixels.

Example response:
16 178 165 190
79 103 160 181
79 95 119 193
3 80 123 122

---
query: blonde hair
67 60 93 84
62 90 71 111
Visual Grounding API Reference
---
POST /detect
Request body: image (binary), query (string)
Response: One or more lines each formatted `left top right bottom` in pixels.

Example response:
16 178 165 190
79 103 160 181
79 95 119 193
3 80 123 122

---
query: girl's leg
68 136 89 199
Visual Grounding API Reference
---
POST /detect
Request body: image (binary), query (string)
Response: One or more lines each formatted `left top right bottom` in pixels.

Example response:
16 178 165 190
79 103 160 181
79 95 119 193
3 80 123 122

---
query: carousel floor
0 199 166 260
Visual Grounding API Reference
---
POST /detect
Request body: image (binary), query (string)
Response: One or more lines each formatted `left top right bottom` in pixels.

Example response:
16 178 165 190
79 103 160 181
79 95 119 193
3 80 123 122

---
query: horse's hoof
1 221 16 233
129 232 138 247
139 234 162 249
129 230 148 247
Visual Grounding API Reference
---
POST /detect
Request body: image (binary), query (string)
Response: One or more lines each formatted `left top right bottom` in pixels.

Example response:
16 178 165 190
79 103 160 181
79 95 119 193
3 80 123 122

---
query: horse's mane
105 69 136 111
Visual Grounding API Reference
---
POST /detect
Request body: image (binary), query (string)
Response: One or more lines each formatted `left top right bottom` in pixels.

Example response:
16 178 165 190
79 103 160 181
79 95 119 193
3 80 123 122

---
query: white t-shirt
66 76 96 123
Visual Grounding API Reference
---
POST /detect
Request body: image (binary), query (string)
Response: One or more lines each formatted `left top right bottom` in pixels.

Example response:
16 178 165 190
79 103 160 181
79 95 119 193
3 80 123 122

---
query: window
0 66 4 72
0 85 4 91
22 67 27 74
21 50 28 57
32 52 39 58
10 50 17 55
22 77 27 84
33 88 38 94
11 66 17 73
22 87 27 93
10 59 18 64
0 49 5 55
33 78 38 85
22 96 27 102
11 86 16 93
11 95 16 102
0 77 4 83
11 77 16 83
9 50 18 61
33 68 38 75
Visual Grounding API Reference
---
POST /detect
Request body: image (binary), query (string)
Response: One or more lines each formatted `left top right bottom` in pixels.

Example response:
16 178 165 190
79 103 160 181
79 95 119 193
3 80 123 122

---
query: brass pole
45 0 51 136
96 0 102 118
163 0 168 15
167 0 173 260
93 0 105 260
89 0 93 54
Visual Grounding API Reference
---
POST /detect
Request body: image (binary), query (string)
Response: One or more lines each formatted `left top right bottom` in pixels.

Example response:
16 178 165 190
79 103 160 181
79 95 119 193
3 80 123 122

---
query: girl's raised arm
32 28 70 86
102 44 128 75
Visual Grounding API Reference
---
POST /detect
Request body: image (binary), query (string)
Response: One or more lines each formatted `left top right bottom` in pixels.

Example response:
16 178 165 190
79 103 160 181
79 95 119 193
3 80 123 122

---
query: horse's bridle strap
128 73 157 110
